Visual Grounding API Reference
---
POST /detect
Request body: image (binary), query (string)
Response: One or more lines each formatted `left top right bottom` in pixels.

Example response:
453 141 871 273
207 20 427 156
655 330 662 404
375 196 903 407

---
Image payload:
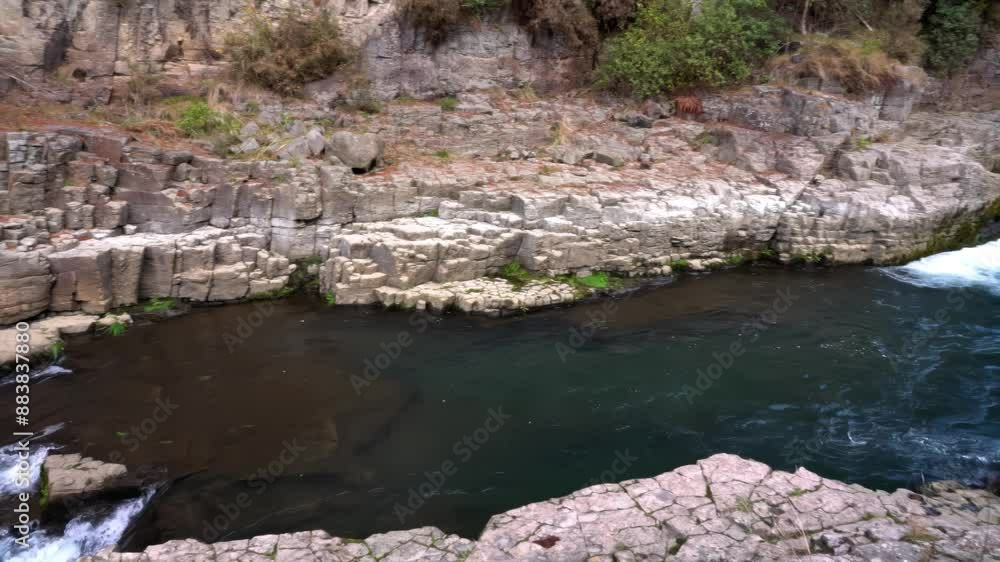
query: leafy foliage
500 261 537 286
922 0 984 74
102 320 128 337
225 6 352 96
596 0 785 97
176 100 237 137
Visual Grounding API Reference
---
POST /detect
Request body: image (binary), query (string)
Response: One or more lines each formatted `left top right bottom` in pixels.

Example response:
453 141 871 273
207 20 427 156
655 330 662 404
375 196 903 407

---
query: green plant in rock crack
144 297 176 314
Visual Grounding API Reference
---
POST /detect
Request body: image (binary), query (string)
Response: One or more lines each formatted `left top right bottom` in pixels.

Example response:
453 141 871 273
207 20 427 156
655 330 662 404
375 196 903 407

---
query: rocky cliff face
0 0 590 103
0 87 997 327
77 453 1000 562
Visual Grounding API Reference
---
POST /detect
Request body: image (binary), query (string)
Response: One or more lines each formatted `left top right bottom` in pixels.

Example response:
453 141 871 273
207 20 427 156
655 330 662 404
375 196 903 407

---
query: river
1 240 998 561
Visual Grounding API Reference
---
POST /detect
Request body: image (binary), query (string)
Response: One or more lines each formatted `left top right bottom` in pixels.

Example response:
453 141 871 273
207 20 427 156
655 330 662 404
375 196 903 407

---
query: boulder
325 131 384 172
43 453 128 502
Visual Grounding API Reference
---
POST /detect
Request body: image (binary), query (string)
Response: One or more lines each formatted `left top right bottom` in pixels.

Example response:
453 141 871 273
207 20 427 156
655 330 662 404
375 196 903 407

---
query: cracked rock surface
79 454 1000 562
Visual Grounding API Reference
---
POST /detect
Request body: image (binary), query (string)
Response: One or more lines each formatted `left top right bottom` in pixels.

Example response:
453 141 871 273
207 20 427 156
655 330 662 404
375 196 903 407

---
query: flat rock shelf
79 453 999 562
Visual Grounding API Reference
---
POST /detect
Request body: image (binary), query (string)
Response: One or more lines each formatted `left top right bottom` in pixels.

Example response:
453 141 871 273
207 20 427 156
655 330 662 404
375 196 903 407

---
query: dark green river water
2 242 998 558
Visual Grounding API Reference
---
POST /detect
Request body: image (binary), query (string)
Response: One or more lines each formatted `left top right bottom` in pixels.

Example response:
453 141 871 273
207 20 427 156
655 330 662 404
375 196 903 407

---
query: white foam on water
0 424 64 495
0 364 73 387
0 490 153 562
884 240 1000 294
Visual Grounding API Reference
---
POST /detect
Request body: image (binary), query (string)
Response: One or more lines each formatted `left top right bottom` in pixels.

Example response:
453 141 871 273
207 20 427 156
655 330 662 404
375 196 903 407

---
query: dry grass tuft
768 36 907 95
224 5 352 96
123 118 183 140
514 0 600 50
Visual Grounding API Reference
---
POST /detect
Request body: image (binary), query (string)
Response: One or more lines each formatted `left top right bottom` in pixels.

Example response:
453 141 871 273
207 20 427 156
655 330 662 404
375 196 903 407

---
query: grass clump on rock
225 5 352 96
143 297 176 314
768 35 909 95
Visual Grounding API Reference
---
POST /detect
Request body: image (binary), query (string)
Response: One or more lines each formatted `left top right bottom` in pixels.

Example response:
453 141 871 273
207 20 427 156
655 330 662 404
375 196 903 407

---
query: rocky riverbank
1 87 998 348
75 453 999 562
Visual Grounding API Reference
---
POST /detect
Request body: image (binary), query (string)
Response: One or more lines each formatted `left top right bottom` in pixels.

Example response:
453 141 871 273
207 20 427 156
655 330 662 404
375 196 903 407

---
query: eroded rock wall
0 0 591 103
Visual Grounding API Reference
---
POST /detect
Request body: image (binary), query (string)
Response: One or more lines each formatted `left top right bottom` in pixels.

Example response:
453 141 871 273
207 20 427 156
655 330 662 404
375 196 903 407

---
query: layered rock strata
1 92 998 330
78 453 1000 562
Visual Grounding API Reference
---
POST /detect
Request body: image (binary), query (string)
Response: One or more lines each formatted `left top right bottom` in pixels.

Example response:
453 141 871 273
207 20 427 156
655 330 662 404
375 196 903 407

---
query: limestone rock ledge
2 94 999 329
78 453 1000 562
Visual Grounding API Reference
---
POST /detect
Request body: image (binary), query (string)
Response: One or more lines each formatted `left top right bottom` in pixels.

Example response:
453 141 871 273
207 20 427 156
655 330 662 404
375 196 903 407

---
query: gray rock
276 137 311 162
305 127 326 157
325 131 384 172
80 453 1000 562
0 250 53 324
43 453 127 501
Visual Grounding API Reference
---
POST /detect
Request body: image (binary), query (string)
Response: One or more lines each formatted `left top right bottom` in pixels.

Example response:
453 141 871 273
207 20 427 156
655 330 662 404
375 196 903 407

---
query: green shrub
499 260 538 287
922 0 984 74
670 258 690 271
225 6 352 96
323 291 337 306
439 96 458 111
176 100 237 137
597 0 784 97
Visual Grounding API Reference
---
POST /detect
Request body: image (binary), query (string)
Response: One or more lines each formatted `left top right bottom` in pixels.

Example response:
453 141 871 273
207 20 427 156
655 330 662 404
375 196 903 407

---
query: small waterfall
884 240 1000 294
0 424 151 562
0 424 64 495
0 491 152 562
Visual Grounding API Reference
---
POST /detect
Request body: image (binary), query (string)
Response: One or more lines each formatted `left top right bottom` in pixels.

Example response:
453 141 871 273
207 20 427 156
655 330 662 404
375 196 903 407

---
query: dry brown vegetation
513 0 599 49
224 5 352 96
590 0 637 31
768 36 909 94
398 0 469 45
399 0 600 49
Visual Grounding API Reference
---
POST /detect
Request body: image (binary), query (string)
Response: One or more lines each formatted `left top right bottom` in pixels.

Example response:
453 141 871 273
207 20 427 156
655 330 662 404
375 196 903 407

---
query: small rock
239 121 260 140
